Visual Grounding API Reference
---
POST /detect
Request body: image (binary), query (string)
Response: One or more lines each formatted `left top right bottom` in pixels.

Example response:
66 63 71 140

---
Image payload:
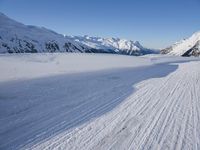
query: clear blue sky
0 0 200 49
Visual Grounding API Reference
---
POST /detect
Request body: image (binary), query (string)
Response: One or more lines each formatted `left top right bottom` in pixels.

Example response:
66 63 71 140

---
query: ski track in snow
29 61 200 150
0 54 200 150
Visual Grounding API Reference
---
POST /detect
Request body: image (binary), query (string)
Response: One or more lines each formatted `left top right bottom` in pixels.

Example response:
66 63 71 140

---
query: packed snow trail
0 54 199 150
0 60 177 150
30 61 200 150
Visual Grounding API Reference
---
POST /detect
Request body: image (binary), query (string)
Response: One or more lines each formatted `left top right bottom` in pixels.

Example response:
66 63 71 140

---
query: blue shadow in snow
0 62 182 149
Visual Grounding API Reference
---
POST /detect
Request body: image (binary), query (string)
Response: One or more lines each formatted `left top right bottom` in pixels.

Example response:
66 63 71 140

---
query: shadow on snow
0 62 181 149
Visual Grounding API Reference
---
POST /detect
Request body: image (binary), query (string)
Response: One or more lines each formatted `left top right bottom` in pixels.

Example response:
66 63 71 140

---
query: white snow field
0 53 152 82
0 53 200 150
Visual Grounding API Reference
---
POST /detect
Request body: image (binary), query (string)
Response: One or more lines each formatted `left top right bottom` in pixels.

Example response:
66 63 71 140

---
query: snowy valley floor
0 54 200 150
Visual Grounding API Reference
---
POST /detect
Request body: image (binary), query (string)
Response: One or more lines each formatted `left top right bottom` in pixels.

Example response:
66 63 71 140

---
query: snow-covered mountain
0 12 155 55
161 31 200 57
0 12 90 53
67 35 155 56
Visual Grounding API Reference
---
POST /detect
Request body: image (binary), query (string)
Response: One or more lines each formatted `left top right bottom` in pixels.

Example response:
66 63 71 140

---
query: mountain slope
0 12 155 55
161 31 200 56
0 12 90 53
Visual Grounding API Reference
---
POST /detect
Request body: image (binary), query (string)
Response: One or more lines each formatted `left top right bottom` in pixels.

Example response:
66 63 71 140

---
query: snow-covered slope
0 53 199 150
0 12 90 53
161 31 200 56
67 35 155 56
32 60 200 150
0 12 155 55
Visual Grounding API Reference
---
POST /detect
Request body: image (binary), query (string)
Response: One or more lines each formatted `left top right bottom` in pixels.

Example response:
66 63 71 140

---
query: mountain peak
161 31 200 56
66 35 156 55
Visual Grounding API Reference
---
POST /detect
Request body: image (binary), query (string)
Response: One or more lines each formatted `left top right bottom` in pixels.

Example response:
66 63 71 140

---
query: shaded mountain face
0 12 155 55
161 31 200 57
182 41 200 57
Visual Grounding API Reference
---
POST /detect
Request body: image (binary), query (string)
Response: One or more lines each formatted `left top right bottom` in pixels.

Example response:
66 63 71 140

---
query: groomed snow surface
0 53 200 150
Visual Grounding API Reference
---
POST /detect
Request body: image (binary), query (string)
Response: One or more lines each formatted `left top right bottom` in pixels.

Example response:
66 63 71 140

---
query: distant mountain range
161 31 200 57
66 35 156 55
1 12 199 57
0 12 155 56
